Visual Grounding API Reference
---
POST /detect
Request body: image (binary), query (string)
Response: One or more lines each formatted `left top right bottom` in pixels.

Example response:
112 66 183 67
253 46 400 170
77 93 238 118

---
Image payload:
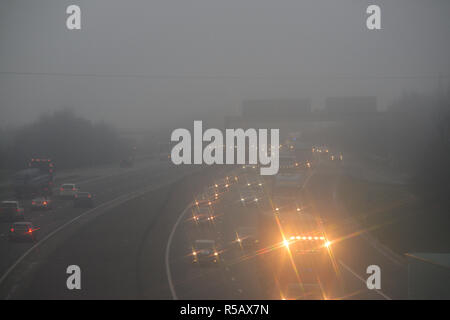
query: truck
28 158 54 179
12 167 53 198
257 208 334 297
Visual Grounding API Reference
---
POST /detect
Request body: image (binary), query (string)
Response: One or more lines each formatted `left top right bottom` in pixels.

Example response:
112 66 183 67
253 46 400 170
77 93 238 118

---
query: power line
0 70 449 80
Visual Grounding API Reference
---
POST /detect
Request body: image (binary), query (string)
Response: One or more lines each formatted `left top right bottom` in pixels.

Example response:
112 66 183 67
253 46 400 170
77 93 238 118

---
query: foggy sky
1 0 449 129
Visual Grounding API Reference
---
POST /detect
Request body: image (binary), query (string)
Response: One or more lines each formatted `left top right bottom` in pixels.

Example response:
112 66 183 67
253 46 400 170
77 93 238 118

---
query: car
59 183 79 198
224 174 239 185
235 227 259 252
73 192 94 208
0 201 25 222
9 222 38 242
214 178 231 194
239 189 260 206
282 283 323 300
330 152 343 162
272 195 304 214
242 174 264 189
194 187 219 206
240 164 258 171
312 146 329 154
31 197 53 210
191 206 216 227
192 240 220 265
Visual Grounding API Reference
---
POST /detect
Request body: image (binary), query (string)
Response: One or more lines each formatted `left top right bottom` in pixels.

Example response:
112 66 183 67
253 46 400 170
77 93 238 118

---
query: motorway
0 155 409 299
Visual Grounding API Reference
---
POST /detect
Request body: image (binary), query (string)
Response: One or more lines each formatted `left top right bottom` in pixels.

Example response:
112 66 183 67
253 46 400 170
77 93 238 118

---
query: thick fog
1 0 449 129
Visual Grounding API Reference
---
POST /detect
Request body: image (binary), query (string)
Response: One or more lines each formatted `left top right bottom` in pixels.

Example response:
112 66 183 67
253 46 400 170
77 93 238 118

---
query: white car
59 183 79 198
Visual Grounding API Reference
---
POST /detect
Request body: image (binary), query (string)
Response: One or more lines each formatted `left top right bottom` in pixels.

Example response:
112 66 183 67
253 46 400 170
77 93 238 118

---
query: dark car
73 192 94 208
31 197 53 210
192 240 220 265
0 201 25 222
236 227 259 252
9 222 38 242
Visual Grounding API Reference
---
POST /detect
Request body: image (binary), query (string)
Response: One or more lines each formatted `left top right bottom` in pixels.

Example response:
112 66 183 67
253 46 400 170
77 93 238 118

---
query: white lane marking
339 259 391 300
165 204 192 300
331 183 404 267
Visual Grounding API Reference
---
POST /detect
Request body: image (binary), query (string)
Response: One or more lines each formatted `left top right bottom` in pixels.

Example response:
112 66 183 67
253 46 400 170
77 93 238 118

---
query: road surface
0 157 408 299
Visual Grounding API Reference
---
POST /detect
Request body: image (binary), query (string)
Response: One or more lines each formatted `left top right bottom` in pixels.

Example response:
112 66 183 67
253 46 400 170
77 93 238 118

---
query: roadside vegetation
333 91 450 253
0 110 129 174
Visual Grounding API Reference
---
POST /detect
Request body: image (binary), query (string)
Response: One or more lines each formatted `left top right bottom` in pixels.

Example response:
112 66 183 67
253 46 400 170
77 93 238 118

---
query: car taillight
88 195 91 198
28 229 32 233
10 228 14 233
43 201 47 205
72 188 75 191
32 201 36 205
60 188 63 191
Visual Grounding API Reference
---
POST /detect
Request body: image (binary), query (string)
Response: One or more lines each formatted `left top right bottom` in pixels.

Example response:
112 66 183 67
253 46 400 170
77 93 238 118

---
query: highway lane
0 158 195 298
0 166 216 299
0 157 409 299
302 161 408 299
165 161 408 300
